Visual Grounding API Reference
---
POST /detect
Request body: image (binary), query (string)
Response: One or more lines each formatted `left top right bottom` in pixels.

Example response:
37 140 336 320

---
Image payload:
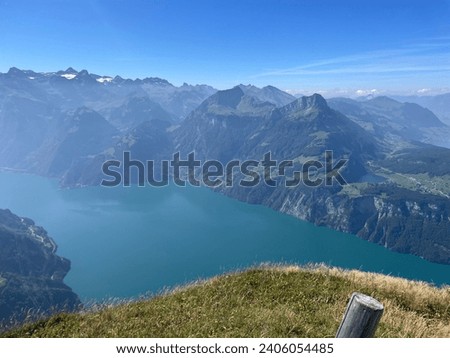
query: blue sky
1 0 449 95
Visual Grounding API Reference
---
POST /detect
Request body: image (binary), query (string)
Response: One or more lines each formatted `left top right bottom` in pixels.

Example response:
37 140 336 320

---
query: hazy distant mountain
328 96 450 149
0 101 118 177
140 81 217 120
238 84 296 107
106 96 174 131
47 107 118 177
392 93 450 126
0 95 59 170
0 67 215 176
0 67 217 122
0 209 80 329
60 117 174 187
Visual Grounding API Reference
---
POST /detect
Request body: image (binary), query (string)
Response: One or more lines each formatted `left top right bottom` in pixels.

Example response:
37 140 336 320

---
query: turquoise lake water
0 171 449 301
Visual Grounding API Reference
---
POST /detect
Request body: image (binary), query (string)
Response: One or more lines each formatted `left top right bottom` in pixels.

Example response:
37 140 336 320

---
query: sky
1 0 449 96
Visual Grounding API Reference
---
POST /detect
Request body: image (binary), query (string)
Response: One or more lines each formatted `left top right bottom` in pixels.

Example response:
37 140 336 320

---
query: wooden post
336 292 384 338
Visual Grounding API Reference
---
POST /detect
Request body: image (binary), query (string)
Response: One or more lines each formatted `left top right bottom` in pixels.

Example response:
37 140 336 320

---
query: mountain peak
289 93 328 110
278 93 329 119
7 67 25 76
305 93 328 108
209 86 245 108
238 84 257 90
113 75 124 83
237 84 296 107
142 77 172 86
366 96 400 106
64 67 78 74
72 69 99 84
195 86 275 116
262 85 279 91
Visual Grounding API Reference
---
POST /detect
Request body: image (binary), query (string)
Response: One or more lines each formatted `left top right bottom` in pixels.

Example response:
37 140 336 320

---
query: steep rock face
0 209 80 329
220 177 450 264
274 186 450 264
358 186 450 263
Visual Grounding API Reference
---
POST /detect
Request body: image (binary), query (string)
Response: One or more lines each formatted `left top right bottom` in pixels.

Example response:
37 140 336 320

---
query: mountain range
393 93 450 126
328 96 450 149
0 67 449 268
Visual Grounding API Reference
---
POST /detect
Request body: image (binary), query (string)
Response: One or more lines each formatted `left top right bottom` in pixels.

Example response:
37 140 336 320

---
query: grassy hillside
3 265 450 338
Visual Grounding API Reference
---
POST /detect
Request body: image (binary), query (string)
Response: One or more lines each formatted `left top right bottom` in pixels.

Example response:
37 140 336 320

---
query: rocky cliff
0 209 80 330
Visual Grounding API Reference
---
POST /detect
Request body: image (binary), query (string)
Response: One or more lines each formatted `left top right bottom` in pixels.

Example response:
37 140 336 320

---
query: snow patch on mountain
61 74 76 80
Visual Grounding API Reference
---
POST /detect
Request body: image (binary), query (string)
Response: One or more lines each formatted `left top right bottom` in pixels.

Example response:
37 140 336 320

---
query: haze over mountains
328 96 450 149
1 68 450 265
393 93 450 126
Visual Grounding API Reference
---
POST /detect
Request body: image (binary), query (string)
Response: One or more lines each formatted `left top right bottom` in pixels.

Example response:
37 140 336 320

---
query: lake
1 171 449 301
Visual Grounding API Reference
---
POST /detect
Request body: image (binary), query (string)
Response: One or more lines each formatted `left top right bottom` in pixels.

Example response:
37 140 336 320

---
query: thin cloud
253 38 450 78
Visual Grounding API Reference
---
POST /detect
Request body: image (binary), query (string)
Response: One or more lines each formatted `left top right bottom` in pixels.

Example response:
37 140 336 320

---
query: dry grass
3 265 450 338
277 265 450 337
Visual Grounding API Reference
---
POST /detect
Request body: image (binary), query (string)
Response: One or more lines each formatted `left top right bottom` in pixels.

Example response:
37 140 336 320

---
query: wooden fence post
336 292 384 338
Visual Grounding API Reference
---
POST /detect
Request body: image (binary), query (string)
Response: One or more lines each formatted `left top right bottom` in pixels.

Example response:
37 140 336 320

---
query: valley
1 68 449 265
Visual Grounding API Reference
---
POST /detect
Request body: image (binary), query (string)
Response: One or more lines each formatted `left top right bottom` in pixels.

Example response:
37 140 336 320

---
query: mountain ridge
1 67 449 265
